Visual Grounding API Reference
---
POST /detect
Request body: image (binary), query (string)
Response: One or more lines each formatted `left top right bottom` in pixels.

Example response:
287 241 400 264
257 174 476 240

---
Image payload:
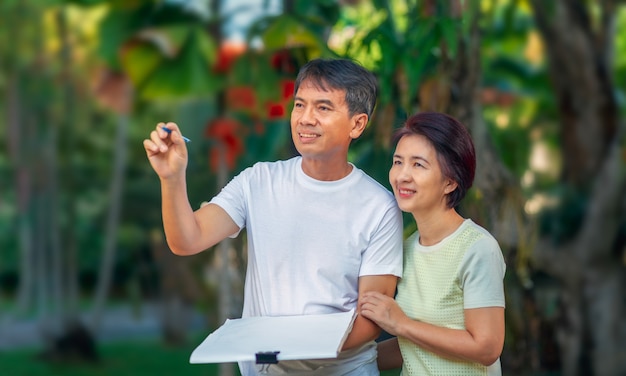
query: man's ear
349 113 369 139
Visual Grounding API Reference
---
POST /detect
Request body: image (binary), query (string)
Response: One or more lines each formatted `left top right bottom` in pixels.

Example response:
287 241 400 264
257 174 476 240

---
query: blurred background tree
1 0 625 375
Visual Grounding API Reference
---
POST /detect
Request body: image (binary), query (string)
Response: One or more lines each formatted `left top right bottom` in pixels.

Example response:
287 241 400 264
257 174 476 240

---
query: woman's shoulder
460 219 499 245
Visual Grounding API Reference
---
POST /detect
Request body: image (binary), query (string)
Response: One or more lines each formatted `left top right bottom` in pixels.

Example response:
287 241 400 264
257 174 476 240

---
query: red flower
271 49 296 74
267 102 286 119
226 86 256 110
213 41 247 74
281 80 295 100
205 117 244 171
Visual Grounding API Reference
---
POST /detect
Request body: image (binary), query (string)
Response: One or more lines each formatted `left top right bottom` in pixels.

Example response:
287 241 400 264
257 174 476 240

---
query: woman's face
389 134 456 216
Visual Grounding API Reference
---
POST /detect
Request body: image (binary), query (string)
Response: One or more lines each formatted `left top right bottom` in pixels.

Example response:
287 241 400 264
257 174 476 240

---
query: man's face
290 79 362 162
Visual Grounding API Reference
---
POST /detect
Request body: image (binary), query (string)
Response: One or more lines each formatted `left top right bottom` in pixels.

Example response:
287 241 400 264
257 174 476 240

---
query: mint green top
395 219 506 376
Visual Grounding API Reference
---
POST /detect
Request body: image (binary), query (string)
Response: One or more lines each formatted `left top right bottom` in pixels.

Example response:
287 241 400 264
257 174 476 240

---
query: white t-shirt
210 156 403 375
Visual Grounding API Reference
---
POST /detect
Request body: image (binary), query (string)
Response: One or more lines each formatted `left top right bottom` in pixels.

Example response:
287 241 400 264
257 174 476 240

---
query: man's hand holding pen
143 122 191 180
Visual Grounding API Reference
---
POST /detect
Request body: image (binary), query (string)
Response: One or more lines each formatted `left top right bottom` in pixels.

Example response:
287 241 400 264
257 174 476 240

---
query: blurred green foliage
1 1 626 374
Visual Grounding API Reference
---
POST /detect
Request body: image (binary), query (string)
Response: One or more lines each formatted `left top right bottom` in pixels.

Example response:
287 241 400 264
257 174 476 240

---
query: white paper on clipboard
189 309 356 364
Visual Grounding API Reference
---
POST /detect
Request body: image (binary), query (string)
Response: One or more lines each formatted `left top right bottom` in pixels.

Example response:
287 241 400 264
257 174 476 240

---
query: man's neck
300 158 353 181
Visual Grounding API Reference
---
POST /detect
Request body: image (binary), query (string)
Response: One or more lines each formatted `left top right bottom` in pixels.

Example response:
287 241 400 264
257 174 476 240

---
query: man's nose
297 106 315 125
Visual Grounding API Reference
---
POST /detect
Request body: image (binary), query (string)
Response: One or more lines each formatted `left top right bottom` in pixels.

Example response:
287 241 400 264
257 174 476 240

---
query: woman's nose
396 166 411 182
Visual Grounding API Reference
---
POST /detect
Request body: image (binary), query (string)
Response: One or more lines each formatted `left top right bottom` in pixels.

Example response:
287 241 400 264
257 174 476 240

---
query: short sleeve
209 166 252 236
458 236 506 309
358 200 404 278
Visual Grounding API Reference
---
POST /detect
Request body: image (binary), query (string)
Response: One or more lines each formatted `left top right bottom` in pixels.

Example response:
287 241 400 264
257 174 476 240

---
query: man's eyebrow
293 96 335 107
314 99 335 106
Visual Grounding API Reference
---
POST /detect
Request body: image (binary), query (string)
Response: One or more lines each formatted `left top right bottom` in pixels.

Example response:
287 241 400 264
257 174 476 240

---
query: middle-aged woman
360 112 506 375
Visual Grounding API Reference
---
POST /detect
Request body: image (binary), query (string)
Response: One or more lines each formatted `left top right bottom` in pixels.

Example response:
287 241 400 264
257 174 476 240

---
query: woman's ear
444 179 458 194
349 113 368 139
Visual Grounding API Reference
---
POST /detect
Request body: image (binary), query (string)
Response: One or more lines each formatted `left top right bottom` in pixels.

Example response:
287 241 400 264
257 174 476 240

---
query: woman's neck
414 209 465 246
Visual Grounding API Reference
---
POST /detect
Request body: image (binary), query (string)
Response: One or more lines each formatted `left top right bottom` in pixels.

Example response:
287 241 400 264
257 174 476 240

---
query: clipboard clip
255 351 280 364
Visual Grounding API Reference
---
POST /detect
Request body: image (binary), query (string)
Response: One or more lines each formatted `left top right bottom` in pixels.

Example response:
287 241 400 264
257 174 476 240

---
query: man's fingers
149 129 170 152
143 138 160 156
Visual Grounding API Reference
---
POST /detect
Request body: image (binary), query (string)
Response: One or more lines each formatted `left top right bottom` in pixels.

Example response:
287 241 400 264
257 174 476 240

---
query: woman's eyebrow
394 154 430 164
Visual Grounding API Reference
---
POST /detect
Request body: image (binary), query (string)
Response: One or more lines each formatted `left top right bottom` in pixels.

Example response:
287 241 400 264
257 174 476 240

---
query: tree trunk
150 230 203 346
7 63 36 317
528 1 626 375
215 143 241 376
530 0 618 186
56 7 80 317
5 0 36 318
91 114 129 332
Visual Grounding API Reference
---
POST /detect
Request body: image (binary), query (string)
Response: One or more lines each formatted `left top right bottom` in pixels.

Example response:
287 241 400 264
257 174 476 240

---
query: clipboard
189 309 356 364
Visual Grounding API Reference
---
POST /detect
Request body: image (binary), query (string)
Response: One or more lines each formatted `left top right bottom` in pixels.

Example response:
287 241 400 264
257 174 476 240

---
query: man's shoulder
352 167 395 199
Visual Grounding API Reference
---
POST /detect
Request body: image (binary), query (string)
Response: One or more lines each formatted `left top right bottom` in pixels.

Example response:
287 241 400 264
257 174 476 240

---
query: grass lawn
0 336 402 376
0 336 222 376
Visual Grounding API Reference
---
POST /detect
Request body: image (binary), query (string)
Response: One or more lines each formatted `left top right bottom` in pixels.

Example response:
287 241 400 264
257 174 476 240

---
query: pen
161 126 191 143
